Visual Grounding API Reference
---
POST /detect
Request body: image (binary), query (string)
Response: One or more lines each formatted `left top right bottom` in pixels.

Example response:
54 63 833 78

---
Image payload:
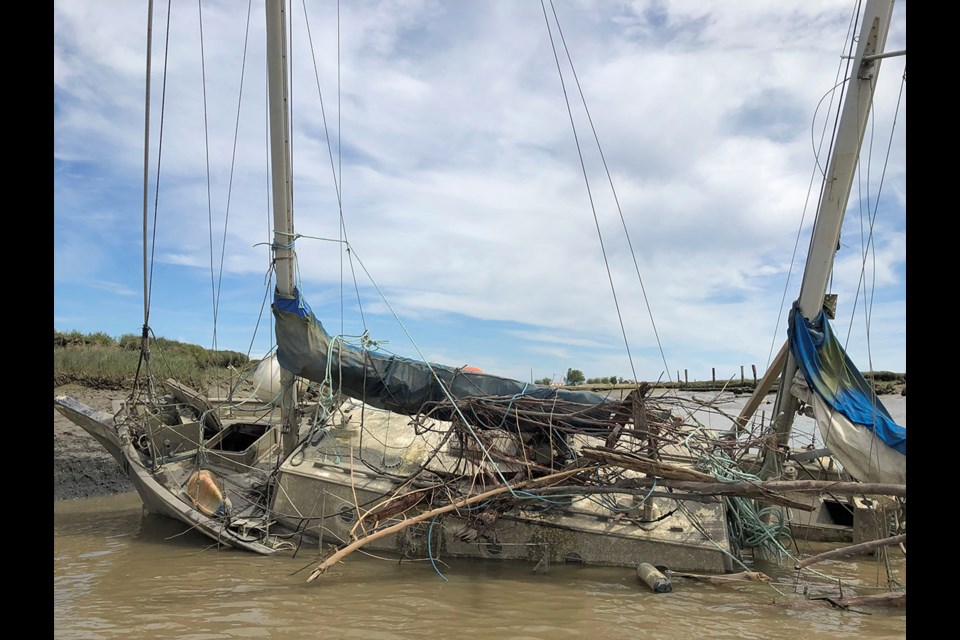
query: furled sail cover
789 305 906 456
273 290 619 429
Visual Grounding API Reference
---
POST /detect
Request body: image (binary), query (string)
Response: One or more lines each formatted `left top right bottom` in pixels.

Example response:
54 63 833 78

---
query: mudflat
53 384 134 500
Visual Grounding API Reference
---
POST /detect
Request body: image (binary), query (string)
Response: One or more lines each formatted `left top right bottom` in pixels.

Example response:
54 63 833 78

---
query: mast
266 0 299 456
760 0 896 479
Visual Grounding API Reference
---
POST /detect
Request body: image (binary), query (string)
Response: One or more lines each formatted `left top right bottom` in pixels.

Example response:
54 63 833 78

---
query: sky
54 0 906 385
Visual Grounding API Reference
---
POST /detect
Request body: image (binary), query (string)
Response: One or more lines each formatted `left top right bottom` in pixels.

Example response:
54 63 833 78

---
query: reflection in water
55 493 906 640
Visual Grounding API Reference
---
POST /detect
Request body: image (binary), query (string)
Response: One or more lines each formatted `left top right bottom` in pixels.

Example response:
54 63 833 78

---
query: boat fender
637 562 673 593
186 469 233 518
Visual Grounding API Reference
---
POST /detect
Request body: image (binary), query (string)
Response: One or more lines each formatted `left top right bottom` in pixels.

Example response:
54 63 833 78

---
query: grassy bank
53 330 253 390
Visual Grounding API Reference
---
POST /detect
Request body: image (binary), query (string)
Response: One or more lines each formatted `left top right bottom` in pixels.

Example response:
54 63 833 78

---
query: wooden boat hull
54 395 278 555
55 393 734 573
272 458 733 573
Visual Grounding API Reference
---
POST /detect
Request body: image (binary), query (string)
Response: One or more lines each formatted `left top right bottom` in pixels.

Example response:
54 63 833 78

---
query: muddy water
54 494 906 639
54 392 907 639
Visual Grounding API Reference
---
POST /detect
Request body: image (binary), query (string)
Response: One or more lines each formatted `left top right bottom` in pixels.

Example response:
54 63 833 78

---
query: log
306 466 589 582
577 451 905 498
766 592 906 610
637 563 672 592
818 592 906 609
531 483 812 511
794 534 906 569
615 478 905 499
531 476 906 512
668 570 772 584
535 477 904 510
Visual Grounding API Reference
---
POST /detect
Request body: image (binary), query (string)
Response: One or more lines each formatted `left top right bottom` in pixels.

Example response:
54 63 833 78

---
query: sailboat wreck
55 0 905 586
53 286 906 578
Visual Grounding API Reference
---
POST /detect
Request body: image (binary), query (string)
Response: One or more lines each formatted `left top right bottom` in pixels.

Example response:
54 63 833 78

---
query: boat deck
268 401 733 573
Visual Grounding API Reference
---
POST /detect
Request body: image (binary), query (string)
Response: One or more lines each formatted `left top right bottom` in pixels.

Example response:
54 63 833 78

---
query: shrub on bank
54 330 252 390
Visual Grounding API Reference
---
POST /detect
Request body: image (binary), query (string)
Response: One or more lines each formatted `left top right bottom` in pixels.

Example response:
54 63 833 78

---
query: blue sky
54 0 906 384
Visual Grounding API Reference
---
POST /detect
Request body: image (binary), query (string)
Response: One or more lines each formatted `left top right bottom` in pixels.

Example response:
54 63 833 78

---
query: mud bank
53 384 135 501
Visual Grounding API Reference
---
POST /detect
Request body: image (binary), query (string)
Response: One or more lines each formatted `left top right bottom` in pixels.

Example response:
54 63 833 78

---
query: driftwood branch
615 478 904 499
794 534 906 570
751 480 906 497
579 448 904 498
530 483 812 511
533 477 906 511
580 446 716 481
527 477 903 512
529 484 719 504
814 592 906 609
306 466 589 582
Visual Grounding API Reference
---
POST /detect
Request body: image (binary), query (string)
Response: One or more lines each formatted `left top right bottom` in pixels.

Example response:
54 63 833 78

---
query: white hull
55 393 733 574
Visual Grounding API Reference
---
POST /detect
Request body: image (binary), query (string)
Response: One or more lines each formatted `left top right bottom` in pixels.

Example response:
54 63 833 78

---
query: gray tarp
274 290 620 429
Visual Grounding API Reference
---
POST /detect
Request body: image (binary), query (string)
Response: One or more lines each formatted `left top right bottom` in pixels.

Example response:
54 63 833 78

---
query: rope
427 516 448 581
543 0 669 384
694 440 795 562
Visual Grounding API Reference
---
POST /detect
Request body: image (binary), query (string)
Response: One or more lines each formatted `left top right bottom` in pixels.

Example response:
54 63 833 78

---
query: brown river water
54 393 907 639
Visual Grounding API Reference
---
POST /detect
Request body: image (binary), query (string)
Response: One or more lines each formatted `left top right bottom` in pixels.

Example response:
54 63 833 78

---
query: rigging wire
212 0 256 362
312 240 538 495
298 0 365 336
833 58 905 479
134 0 173 402
841 68 905 357
538 0 644 385
192 0 269 398
197 0 218 352
299 0 368 341
763 2 861 371
300 0 342 213
291 1 481 485
261 34 277 361
545 0 670 385
145 0 173 328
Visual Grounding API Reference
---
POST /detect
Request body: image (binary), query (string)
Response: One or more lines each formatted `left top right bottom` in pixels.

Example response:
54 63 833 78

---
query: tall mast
760 0 896 478
266 0 299 455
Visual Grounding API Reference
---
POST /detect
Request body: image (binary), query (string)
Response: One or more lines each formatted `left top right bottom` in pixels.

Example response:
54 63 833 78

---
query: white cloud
54 1 907 380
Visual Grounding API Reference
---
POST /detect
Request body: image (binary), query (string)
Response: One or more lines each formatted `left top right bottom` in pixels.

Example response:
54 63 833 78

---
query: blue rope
427 516 448 581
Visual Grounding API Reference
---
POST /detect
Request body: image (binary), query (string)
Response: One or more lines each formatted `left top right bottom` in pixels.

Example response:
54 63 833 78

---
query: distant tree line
532 364 904 395
533 368 598 386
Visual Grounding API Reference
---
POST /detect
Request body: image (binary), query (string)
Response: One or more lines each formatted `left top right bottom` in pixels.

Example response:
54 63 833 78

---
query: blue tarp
788 305 906 455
